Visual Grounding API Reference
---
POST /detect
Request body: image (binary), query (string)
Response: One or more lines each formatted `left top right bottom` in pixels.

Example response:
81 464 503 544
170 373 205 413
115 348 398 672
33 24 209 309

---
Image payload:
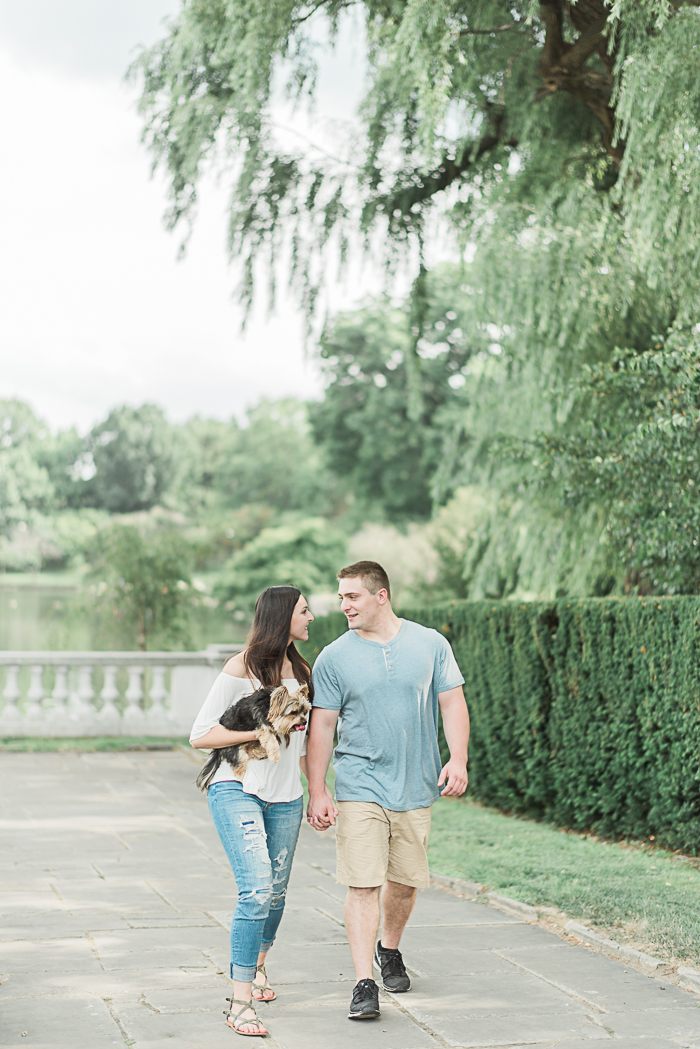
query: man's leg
344 885 381 981
336 802 389 1018
380 880 417 949
373 806 432 992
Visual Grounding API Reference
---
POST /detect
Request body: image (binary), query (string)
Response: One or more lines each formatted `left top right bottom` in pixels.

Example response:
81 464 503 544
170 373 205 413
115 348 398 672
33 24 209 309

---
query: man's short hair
337 560 391 600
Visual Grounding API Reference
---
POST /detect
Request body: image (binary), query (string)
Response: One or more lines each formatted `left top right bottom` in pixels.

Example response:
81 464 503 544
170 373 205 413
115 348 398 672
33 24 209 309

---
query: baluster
97 665 121 728
45 664 72 736
123 665 146 731
50 665 69 720
0 665 22 729
25 665 46 721
67 664 96 722
146 665 170 729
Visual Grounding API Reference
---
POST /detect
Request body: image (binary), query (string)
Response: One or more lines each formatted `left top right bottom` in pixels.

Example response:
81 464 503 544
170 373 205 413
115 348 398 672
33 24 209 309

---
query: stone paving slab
1 751 700 1049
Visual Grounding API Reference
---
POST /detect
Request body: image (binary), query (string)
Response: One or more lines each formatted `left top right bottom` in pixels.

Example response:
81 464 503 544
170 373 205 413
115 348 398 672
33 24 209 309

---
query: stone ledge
487 892 538 921
678 966 700 994
565 920 665 972
429 873 538 920
429 871 485 897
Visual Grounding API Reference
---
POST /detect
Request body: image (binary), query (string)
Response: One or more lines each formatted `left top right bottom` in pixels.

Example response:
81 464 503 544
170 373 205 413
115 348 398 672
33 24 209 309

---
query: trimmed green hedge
300 598 700 854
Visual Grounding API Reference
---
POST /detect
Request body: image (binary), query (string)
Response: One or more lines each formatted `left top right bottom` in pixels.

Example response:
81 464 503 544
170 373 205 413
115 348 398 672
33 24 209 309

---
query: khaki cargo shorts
335 800 432 889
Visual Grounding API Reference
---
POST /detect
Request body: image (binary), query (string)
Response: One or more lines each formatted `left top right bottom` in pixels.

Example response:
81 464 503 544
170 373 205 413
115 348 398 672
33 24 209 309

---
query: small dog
196 684 311 791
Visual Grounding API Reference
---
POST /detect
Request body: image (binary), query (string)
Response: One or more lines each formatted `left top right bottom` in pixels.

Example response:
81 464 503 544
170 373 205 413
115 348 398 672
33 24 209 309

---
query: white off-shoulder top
189 674 307 803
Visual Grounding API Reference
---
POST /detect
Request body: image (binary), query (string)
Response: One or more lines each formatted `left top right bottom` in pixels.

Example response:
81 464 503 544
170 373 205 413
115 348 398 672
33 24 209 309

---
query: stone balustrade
0 644 242 738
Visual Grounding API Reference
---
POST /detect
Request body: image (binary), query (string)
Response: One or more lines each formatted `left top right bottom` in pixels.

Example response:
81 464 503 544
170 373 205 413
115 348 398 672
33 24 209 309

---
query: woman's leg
207 782 274 1033
252 795 303 993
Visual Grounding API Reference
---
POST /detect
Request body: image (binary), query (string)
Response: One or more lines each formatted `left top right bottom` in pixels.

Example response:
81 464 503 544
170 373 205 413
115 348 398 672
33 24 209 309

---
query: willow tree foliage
133 1 700 318
133 1 700 596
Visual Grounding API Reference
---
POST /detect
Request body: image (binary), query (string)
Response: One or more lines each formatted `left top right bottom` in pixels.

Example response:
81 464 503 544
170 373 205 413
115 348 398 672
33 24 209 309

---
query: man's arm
305 707 340 828
437 686 470 796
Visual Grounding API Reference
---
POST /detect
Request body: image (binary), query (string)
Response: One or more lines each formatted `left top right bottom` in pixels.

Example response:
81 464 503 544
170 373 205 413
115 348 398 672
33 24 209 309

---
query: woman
190 586 314 1037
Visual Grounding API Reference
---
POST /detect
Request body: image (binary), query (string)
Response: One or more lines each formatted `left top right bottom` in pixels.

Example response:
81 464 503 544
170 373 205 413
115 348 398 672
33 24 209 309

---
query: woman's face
289 594 314 642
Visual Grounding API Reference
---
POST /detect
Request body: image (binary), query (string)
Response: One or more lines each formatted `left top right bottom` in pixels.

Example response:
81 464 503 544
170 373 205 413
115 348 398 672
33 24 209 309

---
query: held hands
438 759 468 797
306 787 338 830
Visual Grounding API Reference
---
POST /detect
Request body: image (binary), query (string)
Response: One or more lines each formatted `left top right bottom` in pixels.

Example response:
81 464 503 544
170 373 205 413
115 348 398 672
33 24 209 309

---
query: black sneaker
348 978 380 1019
373 941 411 992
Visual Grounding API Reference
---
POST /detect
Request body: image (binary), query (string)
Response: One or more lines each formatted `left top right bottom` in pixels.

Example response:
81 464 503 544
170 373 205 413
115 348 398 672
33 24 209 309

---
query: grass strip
429 797 700 967
0 736 187 752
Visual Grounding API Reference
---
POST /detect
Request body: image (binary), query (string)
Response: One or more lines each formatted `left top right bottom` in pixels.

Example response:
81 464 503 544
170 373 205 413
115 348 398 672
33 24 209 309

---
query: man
306 560 469 1020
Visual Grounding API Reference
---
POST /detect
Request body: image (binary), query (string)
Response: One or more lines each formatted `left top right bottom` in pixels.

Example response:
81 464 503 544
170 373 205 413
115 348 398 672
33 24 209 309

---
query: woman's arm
190 725 260 750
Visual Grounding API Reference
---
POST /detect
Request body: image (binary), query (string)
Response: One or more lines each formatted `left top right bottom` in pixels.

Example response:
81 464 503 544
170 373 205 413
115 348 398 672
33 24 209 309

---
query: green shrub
216 518 346 616
304 597 700 854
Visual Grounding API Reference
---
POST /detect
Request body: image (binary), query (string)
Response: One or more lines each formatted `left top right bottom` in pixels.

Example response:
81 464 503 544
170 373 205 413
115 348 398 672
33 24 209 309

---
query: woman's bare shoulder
222 651 251 679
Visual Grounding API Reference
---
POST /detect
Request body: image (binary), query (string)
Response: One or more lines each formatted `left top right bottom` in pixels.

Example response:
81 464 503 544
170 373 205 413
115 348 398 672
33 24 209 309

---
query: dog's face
268 684 312 744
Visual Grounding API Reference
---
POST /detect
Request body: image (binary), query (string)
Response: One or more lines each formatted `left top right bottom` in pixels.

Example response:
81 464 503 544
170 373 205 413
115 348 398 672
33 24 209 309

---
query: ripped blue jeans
207 780 303 981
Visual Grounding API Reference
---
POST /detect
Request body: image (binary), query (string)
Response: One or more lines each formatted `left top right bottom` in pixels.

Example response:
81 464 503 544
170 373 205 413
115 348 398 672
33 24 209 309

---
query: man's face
337 577 386 630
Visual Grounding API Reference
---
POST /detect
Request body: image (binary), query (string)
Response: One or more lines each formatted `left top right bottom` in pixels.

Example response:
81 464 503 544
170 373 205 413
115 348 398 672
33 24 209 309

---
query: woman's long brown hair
241 586 313 698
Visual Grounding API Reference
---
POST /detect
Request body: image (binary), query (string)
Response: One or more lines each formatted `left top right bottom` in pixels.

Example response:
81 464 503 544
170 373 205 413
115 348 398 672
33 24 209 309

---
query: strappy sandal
224 997 268 1037
252 963 276 1002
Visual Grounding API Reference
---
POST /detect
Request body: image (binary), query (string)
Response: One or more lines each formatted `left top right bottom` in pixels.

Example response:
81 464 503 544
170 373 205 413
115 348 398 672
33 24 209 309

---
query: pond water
0 574 242 652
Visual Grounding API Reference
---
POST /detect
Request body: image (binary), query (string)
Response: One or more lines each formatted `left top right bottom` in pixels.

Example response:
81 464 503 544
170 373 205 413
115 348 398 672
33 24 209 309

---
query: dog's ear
268 685 291 722
295 683 312 712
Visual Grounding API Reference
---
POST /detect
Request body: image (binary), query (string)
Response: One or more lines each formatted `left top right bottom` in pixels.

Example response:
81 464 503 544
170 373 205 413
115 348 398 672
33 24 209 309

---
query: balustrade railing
0 644 242 737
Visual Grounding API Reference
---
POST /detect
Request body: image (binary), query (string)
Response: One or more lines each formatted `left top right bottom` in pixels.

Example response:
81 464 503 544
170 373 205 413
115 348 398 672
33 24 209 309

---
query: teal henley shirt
311 618 465 811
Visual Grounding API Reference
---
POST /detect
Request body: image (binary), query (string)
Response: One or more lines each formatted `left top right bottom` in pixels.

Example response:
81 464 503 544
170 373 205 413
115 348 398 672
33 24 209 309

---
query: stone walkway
1 751 699 1049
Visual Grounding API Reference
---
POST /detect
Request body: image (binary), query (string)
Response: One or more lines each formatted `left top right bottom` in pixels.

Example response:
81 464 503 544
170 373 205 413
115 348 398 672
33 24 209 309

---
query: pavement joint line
378 987 453 1048
312 883 346 904
309 862 334 878
145 880 180 912
177 744 203 764
85 931 106 971
169 825 234 871
102 996 133 1046
314 906 346 927
49 881 72 914
138 992 160 1014
490 948 607 1015
206 909 229 930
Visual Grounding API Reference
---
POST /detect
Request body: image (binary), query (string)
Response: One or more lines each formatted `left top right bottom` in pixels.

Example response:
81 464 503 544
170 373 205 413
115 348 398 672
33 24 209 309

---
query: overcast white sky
0 1 367 432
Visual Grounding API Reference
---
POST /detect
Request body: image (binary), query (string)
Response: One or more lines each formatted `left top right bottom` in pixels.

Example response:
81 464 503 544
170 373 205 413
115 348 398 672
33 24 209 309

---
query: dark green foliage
310 295 473 519
216 518 347 615
531 331 700 595
181 399 338 516
305 598 700 854
86 524 197 650
87 405 178 514
0 400 55 535
298 610 348 664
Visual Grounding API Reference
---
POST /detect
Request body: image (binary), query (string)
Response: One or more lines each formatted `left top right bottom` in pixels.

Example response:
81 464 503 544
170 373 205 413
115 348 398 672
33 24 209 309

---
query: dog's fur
196 684 311 791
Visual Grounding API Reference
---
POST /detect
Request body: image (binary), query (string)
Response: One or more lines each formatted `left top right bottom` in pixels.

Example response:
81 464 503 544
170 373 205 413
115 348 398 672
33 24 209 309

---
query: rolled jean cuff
231 962 257 982
260 938 274 950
